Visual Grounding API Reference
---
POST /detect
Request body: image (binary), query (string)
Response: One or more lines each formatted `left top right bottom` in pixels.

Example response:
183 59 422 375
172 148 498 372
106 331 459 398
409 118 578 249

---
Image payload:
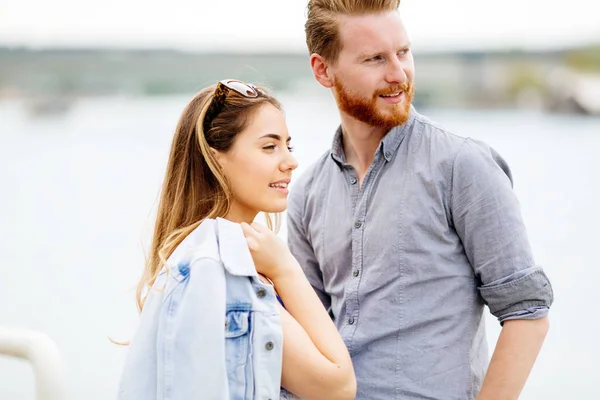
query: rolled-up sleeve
450 139 554 324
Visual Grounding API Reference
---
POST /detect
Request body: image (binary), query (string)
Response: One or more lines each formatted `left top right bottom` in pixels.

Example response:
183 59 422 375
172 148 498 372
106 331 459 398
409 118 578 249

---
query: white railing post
0 327 66 400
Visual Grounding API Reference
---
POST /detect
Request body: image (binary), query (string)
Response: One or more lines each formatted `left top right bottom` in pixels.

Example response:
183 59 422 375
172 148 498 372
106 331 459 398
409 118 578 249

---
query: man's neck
340 113 388 184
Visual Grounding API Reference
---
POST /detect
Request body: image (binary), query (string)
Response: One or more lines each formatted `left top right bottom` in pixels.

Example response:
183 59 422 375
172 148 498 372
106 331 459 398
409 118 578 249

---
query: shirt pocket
225 309 251 372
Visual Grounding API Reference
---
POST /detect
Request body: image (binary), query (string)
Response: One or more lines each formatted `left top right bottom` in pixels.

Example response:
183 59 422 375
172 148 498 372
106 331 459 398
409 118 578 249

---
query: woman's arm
243 223 356 400
277 270 355 400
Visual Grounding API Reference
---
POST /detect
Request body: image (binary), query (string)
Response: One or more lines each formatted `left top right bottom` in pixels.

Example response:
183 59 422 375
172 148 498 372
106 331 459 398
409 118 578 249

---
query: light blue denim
118 218 283 400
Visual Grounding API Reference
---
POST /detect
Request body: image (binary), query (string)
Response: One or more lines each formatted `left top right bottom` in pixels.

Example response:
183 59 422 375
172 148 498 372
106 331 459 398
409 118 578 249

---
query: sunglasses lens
221 80 259 98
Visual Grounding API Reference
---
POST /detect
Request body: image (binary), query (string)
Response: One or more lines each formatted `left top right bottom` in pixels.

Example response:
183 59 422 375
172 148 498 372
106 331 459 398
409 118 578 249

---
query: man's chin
377 107 411 128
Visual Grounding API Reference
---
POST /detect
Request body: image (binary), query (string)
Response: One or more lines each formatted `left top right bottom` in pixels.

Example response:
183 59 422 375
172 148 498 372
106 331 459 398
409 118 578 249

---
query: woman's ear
210 147 224 166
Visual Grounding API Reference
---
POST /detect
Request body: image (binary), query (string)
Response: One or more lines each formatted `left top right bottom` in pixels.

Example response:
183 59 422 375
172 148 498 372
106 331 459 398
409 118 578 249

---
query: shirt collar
330 105 417 167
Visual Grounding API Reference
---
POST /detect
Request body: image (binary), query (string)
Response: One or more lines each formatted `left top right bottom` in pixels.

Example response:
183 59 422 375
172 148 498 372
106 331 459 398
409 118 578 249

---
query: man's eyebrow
357 43 412 59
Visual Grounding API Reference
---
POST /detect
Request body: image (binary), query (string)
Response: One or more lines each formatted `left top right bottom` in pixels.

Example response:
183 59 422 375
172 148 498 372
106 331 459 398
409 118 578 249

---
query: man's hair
305 0 401 63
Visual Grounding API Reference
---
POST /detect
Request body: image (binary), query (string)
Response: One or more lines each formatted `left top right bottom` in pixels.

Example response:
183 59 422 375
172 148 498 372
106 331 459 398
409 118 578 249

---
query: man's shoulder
411 112 470 152
410 111 512 182
411 112 501 164
291 149 331 194
287 149 332 220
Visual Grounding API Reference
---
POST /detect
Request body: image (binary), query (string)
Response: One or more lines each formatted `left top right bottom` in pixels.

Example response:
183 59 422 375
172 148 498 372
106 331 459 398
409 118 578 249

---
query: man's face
329 11 415 131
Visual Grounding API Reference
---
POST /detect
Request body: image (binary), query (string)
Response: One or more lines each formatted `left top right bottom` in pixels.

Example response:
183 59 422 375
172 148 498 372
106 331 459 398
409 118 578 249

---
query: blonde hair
136 84 281 311
305 0 401 63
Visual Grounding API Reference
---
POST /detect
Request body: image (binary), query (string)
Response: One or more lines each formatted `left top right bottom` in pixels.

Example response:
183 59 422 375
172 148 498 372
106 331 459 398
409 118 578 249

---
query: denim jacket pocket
225 309 251 372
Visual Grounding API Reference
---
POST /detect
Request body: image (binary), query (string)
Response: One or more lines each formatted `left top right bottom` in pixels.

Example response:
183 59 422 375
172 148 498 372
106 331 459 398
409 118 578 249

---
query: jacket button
265 341 274 351
354 220 362 229
257 288 267 298
348 317 355 325
353 270 360 277
350 177 357 185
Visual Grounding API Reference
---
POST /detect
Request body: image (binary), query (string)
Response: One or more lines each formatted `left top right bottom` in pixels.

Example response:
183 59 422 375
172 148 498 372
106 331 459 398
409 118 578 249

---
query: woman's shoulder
167 218 221 268
166 217 259 279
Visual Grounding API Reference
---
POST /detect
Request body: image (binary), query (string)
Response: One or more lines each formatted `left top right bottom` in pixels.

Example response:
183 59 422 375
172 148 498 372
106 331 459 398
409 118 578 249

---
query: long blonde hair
305 0 401 63
136 84 282 311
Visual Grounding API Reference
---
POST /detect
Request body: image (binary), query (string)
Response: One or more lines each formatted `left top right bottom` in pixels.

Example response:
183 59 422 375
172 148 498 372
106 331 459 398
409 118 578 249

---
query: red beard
334 79 414 132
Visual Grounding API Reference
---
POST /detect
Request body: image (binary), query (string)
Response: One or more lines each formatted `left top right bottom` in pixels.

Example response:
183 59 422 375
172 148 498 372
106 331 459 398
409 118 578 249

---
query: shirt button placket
349 218 362 333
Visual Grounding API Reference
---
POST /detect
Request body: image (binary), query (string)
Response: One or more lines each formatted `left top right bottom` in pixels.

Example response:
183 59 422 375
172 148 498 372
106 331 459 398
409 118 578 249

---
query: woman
118 80 356 400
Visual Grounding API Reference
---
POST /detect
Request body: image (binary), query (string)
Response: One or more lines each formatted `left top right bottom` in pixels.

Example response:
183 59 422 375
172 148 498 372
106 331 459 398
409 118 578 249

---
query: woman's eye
287 146 295 152
263 145 276 150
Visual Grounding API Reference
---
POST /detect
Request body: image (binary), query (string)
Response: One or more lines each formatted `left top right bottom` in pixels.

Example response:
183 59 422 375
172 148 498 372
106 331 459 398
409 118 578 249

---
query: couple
118 1 554 399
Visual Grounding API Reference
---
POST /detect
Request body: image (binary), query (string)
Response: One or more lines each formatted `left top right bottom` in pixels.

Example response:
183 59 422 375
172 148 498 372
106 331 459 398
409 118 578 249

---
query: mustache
375 82 412 96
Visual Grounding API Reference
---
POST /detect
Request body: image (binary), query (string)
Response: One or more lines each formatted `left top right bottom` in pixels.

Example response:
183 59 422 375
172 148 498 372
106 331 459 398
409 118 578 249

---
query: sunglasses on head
203 79 263 132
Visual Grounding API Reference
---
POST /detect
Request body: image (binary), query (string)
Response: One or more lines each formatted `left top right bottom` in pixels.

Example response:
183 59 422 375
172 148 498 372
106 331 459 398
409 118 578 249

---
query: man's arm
286 177 331 310
477 318 549 400
450 139 554 399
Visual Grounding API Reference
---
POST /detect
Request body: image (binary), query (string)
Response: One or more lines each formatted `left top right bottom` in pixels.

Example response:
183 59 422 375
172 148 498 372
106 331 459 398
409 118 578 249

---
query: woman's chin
260 200 288 214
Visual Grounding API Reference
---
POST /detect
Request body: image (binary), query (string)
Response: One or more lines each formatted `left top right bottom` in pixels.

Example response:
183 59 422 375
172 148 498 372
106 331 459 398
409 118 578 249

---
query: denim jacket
118 217 283 400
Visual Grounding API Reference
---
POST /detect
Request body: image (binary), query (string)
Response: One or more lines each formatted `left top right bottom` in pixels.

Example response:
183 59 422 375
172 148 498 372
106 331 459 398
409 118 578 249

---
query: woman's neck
224 203 257 225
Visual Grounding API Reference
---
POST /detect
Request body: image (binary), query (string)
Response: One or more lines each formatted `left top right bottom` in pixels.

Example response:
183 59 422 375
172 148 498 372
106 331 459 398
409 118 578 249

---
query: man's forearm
477 317 549 400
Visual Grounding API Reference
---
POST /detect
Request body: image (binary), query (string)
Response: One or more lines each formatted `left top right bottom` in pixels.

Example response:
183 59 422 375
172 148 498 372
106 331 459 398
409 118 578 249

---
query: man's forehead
338 12 407 53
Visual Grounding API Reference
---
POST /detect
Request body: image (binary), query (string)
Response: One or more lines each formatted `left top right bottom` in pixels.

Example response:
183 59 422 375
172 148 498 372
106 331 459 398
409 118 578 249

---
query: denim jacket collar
215 217 258 278
167 218 258 280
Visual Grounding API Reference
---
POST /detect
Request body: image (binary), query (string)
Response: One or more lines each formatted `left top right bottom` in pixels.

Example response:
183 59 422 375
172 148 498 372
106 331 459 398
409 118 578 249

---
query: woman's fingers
245 236 259 251
242 223 263 251
250 222 269 234
241 222 258 237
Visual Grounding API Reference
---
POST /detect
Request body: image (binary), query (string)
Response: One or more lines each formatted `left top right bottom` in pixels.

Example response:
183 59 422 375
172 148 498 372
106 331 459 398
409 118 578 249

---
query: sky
0 0 599 52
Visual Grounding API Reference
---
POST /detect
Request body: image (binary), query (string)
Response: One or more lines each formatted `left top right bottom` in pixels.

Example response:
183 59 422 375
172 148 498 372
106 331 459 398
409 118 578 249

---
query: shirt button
354 220 362 229
348 317 355 325
385 151 392 159
256 288 267 298
353 270 360 277
350 177 357 185
265 341 274 351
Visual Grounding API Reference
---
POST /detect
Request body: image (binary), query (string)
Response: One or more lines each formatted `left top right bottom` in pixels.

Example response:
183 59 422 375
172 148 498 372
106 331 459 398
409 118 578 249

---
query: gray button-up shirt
287 109 553 400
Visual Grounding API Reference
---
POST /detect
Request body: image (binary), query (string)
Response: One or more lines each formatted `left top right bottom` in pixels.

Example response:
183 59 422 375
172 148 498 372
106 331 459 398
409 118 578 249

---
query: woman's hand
242 222 356 400
240 222 300 281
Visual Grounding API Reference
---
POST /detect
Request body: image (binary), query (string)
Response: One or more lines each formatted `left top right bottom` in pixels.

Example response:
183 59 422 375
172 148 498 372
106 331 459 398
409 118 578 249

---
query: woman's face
216 103 298 223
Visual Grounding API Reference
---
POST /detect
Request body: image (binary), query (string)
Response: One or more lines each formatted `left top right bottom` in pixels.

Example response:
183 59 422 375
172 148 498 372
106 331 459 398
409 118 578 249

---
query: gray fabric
286 108 553 400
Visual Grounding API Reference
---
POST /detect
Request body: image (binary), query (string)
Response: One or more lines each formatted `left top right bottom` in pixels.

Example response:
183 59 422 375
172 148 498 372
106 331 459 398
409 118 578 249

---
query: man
286 1 554 399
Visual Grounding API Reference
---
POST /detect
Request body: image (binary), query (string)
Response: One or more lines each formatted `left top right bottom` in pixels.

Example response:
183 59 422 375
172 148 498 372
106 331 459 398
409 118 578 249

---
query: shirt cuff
478 268 554 323
498 306 549 325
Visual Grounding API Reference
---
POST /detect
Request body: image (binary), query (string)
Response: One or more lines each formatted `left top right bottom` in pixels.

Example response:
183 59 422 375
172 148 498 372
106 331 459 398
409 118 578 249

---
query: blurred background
1 0 598 399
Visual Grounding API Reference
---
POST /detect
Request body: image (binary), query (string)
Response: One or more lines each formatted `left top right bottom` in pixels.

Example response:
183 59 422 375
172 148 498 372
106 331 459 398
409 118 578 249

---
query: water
1 94 598 399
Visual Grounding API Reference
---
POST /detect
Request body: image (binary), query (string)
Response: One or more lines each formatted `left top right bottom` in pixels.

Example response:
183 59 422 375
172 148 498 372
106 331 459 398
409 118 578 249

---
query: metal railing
0 327 66 400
